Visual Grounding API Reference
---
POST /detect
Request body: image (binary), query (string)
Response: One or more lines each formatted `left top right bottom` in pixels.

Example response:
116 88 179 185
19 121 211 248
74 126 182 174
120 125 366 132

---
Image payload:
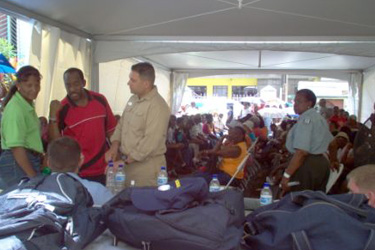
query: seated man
198 126 248 185
47 136 113 206
347 164 375 208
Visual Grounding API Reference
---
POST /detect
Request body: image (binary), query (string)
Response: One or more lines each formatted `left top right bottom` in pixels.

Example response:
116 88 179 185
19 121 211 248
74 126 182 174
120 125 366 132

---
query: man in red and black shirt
49 68 117 184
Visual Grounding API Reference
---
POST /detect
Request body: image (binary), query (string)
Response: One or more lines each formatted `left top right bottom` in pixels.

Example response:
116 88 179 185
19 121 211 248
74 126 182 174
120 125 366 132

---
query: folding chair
224 139 258 189
326 163 344 193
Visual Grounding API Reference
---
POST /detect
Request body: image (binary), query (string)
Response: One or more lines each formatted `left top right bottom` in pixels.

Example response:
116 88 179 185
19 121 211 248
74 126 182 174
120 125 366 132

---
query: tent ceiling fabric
144 50 375 71
3 0 375 37
2 0 375 72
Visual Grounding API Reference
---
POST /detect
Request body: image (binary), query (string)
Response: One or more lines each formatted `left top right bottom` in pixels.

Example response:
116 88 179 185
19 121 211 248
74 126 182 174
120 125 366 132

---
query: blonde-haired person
347 165 375 208
0 66 43 190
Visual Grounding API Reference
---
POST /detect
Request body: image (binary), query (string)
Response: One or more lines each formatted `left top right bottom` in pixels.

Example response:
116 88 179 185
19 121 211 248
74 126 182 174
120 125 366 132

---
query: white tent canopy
1 0 375 120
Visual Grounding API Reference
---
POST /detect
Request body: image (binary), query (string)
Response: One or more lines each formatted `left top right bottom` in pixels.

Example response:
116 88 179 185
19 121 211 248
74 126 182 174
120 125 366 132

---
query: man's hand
49 100 62 118
125 155 135 164
105 141 120 162
330 161 340 171
280 176 291 196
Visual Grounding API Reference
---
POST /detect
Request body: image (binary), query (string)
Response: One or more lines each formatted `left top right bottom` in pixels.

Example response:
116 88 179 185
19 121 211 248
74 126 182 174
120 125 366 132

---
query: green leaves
0 38 16 59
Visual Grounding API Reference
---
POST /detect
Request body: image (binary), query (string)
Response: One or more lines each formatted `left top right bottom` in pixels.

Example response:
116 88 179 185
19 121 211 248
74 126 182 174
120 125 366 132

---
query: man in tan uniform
105 62 170 187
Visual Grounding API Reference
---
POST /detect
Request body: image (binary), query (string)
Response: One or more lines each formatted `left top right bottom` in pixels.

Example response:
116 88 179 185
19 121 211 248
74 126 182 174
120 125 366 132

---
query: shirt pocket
126 107 146 136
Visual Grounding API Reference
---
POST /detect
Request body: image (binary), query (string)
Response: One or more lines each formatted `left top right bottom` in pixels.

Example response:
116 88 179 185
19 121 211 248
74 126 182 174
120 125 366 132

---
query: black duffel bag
104 177 245 250
242 190 375 250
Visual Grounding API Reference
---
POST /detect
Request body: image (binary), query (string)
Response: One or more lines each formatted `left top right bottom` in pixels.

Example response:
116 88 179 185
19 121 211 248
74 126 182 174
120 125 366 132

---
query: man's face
293 94 311 115
348 179 360 194
128 71 147 96
64 72 85 102
17 75 41 103
319 99 326 107
228 127 242 142
336 137 348 148
333 107 339 115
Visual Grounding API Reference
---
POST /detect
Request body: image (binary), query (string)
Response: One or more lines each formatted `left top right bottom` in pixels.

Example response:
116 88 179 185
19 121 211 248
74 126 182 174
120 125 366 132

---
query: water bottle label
260 195 272 206
115 174 125 182
209 185 221 192
157 176 168 186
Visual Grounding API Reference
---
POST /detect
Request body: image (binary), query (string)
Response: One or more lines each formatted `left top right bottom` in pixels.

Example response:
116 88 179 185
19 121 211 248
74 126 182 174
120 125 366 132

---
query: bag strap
20 175 48 189
291 230 313 250
364 229 375 250
293 191 369 218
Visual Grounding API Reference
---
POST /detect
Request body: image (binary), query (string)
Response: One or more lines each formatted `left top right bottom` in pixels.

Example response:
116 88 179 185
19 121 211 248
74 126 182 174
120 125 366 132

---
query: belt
26 149 43 157
3 149 43 158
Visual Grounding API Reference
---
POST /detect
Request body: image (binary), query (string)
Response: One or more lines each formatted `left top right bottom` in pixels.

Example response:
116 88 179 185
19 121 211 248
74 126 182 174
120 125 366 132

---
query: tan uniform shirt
111 87 170 186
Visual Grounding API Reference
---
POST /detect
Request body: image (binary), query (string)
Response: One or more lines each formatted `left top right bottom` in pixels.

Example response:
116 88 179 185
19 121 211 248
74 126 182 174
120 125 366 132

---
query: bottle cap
158 184 171 191
161 166 166 170
119 164 124 168
108 160 114 167
42 167 51 175
263 182 270 187
212 174 218 178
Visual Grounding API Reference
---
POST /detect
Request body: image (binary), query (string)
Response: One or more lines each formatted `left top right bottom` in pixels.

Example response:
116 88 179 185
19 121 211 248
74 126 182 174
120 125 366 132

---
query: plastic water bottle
114 164 126 194
260 182 273 206
209 174 221 192
157 166 168 186
106 160 115 194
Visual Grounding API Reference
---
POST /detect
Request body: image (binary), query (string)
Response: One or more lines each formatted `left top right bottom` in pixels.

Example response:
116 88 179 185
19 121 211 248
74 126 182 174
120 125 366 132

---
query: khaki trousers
124 155 166 187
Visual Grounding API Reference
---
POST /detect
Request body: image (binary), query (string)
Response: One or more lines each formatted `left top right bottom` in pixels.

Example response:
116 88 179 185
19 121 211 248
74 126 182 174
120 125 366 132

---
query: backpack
242 190 375 250
0 173 106 250
353 118 375 167
104 177 244 250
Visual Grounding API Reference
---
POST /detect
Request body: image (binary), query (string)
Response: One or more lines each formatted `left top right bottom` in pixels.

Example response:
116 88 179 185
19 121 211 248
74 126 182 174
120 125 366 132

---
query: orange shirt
219 141 248 179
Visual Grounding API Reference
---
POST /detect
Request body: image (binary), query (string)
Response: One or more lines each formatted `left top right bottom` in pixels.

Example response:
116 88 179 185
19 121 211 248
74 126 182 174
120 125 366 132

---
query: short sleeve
292 118 313 152
2 105 27 148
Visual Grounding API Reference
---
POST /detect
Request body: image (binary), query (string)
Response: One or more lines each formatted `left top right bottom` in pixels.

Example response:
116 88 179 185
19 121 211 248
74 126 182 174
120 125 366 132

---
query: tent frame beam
0 1 91 39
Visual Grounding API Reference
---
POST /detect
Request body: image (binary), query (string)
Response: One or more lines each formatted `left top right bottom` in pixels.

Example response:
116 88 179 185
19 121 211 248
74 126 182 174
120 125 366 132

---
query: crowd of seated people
165 99 369 197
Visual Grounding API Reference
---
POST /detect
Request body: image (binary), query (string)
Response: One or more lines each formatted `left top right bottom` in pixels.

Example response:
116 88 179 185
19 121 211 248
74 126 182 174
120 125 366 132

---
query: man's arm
280 149 308 193
210 145 241 158
102 95 118 139
48 100 62 141
105 140 120 162
328 139 340 171
106 111 124 162
11 147 37 177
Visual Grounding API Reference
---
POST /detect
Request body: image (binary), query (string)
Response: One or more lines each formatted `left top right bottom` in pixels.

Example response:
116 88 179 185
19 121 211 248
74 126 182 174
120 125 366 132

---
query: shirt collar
14 91 35 111
299 108 315 120
66 89 92 107
137 86 158 102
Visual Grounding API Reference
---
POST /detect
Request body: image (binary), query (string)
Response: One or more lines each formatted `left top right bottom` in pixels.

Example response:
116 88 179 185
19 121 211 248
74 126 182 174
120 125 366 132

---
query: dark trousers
290 154 330 192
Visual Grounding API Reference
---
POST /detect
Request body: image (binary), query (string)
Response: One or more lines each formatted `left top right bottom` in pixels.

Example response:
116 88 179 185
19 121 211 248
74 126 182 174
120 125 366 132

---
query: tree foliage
0 38 16 99
0 38 16 59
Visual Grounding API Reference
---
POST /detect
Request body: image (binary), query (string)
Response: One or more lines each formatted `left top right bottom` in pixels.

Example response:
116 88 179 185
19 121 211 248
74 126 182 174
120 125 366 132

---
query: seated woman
197 126 248 185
